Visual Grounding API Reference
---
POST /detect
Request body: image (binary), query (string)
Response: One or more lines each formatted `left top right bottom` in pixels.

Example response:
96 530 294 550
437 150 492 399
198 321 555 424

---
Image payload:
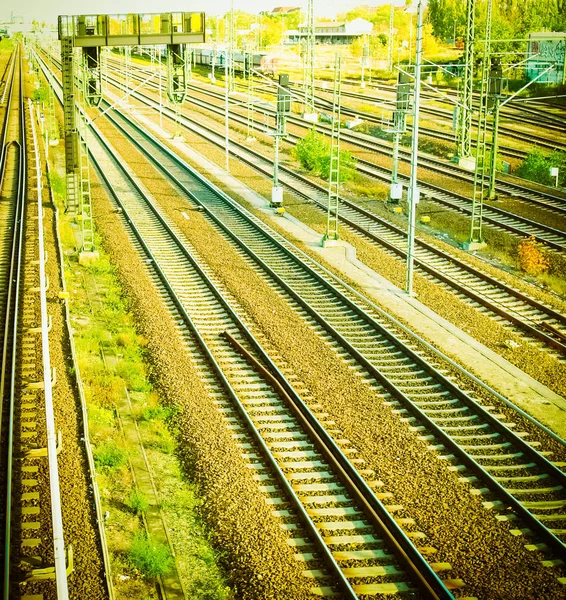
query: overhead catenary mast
456 0 476 170
303 0 317 121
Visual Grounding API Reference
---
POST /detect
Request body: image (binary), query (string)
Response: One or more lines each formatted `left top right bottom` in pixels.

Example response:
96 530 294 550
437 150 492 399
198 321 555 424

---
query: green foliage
48 171 65 199
514 150 566 187
94 441 128 470
319 148 357 182
32 84 49 104
137 404 175 422
116 360 150 393
127 489 150 514
294 129 357 182
294 129 329 172
428 0 566 42
128 533 174 580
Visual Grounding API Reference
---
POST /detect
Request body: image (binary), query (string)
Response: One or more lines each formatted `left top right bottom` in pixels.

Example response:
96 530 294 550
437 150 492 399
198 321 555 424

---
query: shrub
127 489 150 514
517 236 550 276
294 128 329 172
93 441 128 470
128 532 174 580
294 129 357 182
514 150 566 187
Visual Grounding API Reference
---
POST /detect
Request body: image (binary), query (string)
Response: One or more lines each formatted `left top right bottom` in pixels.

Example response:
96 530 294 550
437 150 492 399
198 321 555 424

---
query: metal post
225 26 230 172
274 131 280 187
272 74 290 207
229 0 235 92
388 3 394 71
466 0 492 250
158 49 163 128
405 0 424 295
61 36 80 215
487 94 500 200
456 0 475 167
324 54 342 244
303 0 316 120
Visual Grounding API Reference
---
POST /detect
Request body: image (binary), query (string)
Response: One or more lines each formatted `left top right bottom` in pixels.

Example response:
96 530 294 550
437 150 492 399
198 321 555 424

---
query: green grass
128 533 174 580
94 441 128 470
127 489 150 514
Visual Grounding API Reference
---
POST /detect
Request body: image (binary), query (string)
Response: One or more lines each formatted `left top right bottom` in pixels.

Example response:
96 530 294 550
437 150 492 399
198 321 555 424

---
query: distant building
284 17 372 45
526 32 566 84
271 6 301 14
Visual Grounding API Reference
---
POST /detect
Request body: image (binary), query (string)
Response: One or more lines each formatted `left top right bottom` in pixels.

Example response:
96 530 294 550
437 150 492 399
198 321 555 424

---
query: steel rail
100 104 566 559
1 44 26 599
95 76 566 354
82 103 452 599
99 66 566 251
70 54 566 213
28 97 70 598
38 47 566 560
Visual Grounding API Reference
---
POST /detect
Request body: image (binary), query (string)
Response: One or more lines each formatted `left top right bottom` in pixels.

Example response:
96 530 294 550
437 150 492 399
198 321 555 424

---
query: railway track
36 45 566 594
0 45 71 599
342 77 566 134
82 78 566 574
310 81 566 155
87 68 566 356
102 59 566 227
184 76 566 218
81 82 458 599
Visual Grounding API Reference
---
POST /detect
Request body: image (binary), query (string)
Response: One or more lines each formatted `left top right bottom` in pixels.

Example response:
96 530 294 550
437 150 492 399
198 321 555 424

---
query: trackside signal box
278 74 291 115
396 71 412 112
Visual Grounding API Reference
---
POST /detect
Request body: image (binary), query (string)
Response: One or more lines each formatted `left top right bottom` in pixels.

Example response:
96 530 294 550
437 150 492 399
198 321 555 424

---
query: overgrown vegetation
127 489 150 514
93 440 128 470
128 532 174 580
514 150 566 187
517 236 550 276
294 129 356 182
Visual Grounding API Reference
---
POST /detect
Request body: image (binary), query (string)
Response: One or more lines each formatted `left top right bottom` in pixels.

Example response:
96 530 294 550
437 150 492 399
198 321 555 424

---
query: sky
1 0 408 24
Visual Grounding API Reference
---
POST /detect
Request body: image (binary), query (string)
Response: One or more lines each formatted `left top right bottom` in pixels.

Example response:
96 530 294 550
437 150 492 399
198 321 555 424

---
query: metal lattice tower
468 0 493 247
229 2 236 92
73 61 96 252
46 45 58 143
388 3 394 71
61 36 80 215
246 53 256 141
325 54 341 242
77 109 95 252
457 0 475 162
303 0 315 114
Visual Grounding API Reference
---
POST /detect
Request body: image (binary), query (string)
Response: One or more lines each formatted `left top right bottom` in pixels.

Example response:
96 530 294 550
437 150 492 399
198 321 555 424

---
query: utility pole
229 0 235 92
361 36 369 89
225 13 230 171
466 0 492 250
405 0 424 295
323 54 342 245
487 58 503 200
303 0 317 121
388 3 394 72
456 0 475 169
272 74 291 207
246 53 256 142
390 70 411 203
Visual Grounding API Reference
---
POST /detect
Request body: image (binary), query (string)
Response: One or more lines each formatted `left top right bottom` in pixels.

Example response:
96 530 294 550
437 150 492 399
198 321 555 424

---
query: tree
427 0 466 41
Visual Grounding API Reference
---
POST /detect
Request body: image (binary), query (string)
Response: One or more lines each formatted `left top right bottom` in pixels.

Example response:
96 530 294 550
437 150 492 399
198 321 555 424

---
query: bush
514 150 566 187
128 532 174 580
294 128 328 172
93 441 128 470
127 489 150 514
294 129 356 182
517 236 550 276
